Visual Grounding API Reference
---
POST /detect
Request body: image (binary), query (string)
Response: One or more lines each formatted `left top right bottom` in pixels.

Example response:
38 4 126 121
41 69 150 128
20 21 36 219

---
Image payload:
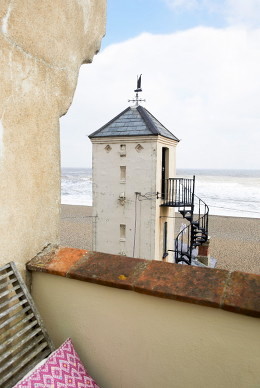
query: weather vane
128 74 146 106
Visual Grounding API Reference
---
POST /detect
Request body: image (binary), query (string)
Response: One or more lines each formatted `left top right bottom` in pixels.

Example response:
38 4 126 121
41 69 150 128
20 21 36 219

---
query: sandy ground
60 205 260 274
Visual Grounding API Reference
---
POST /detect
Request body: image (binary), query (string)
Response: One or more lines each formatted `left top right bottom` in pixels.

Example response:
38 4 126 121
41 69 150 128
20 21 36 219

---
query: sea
61 168 260 219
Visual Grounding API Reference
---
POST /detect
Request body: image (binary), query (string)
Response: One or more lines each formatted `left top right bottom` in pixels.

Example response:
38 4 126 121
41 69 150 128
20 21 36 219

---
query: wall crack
0 31 77 73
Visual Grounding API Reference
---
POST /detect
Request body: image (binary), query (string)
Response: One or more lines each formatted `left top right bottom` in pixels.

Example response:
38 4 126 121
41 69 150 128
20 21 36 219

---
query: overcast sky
60 0 260 169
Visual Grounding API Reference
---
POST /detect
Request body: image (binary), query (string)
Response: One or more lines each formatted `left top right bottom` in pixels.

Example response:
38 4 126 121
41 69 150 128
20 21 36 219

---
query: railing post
170 179 172 205
188 176 196 264
174 178 177 206
192 176 195 211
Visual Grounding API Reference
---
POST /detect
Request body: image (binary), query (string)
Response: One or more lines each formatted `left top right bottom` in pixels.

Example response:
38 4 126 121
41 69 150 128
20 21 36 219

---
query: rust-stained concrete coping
27 247 260 318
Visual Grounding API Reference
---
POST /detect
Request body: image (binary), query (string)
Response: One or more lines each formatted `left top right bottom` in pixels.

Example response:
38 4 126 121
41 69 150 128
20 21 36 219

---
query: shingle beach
61 205 260 274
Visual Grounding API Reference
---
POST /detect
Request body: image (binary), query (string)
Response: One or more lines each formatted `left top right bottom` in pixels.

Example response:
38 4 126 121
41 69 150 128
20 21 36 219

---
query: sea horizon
61 167 260 219
62 167 260 171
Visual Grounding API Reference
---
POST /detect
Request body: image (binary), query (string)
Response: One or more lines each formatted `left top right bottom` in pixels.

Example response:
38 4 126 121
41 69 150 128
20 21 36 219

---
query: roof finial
128 74 146 107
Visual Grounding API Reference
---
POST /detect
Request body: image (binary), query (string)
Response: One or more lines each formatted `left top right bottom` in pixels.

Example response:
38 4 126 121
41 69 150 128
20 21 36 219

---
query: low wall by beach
60 205 260 274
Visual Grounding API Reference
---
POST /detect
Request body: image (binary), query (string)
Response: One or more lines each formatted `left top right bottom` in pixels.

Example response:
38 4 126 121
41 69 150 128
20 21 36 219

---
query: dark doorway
163 221 168 259
161 147 169 199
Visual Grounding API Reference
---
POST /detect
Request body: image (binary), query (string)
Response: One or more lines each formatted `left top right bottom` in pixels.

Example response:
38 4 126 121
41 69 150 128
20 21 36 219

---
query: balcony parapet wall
27 247 260 318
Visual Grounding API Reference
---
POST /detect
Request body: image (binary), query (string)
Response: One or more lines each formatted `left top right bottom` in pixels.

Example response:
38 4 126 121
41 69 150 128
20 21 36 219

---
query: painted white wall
91 134 178 261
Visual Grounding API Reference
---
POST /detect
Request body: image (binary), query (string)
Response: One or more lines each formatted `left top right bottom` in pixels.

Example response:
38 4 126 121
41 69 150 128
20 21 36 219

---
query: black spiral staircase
161 176 209 265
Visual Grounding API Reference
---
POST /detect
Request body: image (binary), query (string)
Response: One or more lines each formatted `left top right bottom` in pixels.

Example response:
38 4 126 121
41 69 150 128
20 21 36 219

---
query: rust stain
47 247 88 277
118 274 127 280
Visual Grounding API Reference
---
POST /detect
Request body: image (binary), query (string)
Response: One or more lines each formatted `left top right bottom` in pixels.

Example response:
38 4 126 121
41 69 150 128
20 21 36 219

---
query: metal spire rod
128 74 146 106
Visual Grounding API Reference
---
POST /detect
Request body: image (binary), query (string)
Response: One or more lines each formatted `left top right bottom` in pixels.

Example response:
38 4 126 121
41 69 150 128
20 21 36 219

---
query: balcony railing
160 177 195 207
174 195 209 264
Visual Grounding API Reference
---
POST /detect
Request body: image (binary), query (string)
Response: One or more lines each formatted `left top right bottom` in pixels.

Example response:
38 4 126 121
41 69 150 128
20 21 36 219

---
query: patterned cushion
13 338 100 388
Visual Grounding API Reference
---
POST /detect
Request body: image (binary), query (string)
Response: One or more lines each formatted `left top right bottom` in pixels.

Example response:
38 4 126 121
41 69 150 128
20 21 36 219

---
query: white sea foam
177 169 260 218
61 168 260 218
61 168 92 206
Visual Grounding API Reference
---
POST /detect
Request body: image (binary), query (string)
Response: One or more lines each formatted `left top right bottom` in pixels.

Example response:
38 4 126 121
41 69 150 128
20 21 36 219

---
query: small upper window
120 144 126 156
120 224 126 241
120 166 126 182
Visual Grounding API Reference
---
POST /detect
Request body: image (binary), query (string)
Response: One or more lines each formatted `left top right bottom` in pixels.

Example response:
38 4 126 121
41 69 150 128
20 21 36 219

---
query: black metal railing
174 223 193 265
175 193 209 265
161 177 195 207
194 195 209 235
159 175 209 265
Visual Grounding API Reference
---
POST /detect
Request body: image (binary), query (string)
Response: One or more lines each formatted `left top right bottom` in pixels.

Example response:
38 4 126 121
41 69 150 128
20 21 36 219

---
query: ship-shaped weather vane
128 74 146 106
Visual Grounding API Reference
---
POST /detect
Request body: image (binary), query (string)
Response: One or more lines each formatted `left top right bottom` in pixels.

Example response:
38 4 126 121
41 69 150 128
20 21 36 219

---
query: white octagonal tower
89 104 179 262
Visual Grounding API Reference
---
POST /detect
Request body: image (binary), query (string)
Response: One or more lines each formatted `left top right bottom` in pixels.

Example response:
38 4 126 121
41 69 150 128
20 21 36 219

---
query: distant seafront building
89 79 209 264
89 102 179 262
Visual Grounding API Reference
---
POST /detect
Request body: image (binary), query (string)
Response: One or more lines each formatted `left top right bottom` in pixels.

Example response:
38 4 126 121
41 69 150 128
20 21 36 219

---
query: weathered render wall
0 0 106 275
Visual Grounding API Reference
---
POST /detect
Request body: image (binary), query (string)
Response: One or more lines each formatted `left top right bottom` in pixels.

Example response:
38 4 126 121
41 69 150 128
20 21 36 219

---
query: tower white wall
92 135 177 261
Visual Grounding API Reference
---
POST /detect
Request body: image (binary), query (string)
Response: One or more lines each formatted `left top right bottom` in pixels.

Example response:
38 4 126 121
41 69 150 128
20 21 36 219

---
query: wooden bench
0 262 54 388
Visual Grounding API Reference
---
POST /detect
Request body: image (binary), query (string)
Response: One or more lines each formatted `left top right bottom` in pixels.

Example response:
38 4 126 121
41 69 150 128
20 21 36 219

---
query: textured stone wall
0 0 106 275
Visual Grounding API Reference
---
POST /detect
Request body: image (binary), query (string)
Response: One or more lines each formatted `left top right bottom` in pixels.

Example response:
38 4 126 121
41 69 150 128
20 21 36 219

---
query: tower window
120 224 126 241
120 144 126 156
120 166 126 182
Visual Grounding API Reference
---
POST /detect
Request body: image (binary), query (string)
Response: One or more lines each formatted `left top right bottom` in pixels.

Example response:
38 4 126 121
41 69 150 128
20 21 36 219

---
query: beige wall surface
0 1 106 275
32 272 260 388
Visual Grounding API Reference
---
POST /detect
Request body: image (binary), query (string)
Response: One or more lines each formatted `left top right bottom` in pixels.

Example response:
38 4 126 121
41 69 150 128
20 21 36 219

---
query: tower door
163 221 168 259
161 147 169 199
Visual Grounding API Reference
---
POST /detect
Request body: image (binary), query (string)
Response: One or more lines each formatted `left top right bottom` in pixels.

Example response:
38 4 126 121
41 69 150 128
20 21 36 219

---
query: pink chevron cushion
13 338 100 388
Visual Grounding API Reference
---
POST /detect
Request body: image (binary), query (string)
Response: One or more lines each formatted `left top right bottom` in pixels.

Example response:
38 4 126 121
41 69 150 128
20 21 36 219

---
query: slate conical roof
88 105 179 141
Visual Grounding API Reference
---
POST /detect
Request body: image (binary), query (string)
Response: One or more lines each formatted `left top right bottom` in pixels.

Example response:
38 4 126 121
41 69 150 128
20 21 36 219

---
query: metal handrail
174 223 193 265
174 179 209 265
193 193 209 234
161 178 194 207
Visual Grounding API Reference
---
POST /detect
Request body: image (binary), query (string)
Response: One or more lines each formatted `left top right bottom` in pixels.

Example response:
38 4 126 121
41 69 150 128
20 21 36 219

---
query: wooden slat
0 261 55 387
0 277 17 291
0 305 31 330
3 349 51 388
0 298 27 319
0 347 50 387
10 262 55 352
0 312 34 343
0 336 46 374
0 263 11 273
0 270 14 281
0 329 43 363
0 319 38 352
0 291 24 310
0 284 20 300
